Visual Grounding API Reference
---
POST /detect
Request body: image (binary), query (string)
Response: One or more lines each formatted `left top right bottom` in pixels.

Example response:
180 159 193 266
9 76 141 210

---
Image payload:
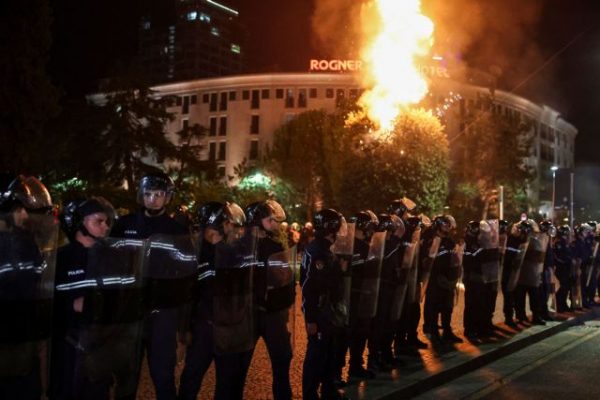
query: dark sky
49 0 600 165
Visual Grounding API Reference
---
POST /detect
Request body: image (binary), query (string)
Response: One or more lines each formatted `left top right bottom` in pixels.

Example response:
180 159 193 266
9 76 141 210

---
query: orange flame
355 0 434 132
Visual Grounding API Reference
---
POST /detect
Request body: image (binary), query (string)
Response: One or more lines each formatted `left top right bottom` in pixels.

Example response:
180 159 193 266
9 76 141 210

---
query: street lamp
551 166 559 222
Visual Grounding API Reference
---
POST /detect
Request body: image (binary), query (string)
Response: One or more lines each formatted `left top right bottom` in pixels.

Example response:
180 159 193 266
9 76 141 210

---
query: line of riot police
3 171 600 400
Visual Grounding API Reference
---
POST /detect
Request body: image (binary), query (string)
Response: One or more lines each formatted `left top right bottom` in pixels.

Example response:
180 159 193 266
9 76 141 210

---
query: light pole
551 166 558 223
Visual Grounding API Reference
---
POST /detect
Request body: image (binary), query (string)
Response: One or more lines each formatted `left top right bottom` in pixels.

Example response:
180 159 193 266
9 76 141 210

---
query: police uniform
111 209 187 400
301 236 346 400
501 235 527 324
49 241 91 399
178 239 216 400
554 236 573 312
463 236 486 337
0 228 47 400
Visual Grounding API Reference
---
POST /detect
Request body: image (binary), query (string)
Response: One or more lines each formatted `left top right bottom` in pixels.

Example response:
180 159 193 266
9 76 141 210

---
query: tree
0 0 60 173
448 98 533 221
338 108 449 216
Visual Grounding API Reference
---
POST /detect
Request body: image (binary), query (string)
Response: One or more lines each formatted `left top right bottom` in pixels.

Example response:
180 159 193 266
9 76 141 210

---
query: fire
355 0 434 132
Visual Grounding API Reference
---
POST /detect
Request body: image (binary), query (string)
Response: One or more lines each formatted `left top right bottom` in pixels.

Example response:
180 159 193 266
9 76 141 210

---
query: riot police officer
340 210 379 380
50 198 114 399
422 215 463 343
368 213 404 370
538 220 556 320
178 202 221 400
501 220 533 327
394 215 428 352
463 221 486 339
245 200 294 400
554 225 574 312
111 173 187 400
301 208 349 400
0 174 55 400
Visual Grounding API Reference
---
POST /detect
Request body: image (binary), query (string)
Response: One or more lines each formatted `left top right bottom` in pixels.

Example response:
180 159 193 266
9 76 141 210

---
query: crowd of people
1 172 599 400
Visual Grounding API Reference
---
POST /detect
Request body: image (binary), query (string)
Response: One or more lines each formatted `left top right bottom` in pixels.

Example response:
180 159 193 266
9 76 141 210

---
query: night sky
49 0 600 165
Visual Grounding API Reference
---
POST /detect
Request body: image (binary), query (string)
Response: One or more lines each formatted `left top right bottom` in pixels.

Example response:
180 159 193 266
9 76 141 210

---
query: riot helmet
313 208 344 237
60 197 115 241
556 225 573 241
576 223 594 239
511 219 533 239
0 174 52 214
137 172 175 209
388 197 416 218
539 220 556 237
377 213 405 237
465 220 480 238
499 219 510 235
433 214 456 236
349 210 379 239
245 199 287 231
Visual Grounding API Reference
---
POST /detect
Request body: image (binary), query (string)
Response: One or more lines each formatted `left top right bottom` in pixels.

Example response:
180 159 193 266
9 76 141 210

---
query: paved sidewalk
135 286 596 399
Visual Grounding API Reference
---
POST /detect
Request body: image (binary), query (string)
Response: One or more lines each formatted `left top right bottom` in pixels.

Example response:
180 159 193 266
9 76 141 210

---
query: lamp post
551 165 559 222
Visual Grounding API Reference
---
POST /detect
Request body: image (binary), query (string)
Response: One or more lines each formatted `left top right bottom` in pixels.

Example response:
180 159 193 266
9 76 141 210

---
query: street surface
413 318 600 400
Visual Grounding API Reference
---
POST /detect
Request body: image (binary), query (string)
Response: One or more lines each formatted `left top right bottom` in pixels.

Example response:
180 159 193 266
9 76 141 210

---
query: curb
350 308 600 400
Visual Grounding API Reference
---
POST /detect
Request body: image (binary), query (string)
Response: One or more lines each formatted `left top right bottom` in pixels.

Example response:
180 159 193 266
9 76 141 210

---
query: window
190 95 197 105
187 11 197 21
219 116 227 136
202 93 209 103
199 13 211 22
309 88 317 98
217 166 226 178
242 90 250 100
231 44 241 54
325 88 334 98
142 19 151 30
176 97 182 106
249 140 259 160
209 93 218 112
209 142 216 160
182 118 189 130
336 89 345 107
219 92 227 111
298 89 307 108
261 89 270 99
349 89 358 99
250 115 259 134
218 142 226 160
211 27 220 37
285 89 294 108
209 117 217 136
251 90 260 109
182 96 189 114
229 91 236 101
276 89 284 99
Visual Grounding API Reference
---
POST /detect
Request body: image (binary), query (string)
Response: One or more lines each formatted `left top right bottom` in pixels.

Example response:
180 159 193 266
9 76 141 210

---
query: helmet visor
18 176 52 211
225 202 246 227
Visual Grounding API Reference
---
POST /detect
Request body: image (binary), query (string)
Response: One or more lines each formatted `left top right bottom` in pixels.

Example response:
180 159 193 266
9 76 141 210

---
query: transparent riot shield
390 229 421 321
266 246 297 348
213 228 256 355
76 237 145 398
0 213 57 386
143 233 198 356
437 242 465 291
420 235 441 302
571 259 583 309
506 241 530 292
517 233 549 287
586 242 600 287
481 220 501 283
356 231 386 319
330 222 355 327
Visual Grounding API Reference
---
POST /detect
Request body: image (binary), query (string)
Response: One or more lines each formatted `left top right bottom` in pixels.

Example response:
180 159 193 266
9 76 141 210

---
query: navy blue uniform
111 210 186 400
554 237 573 312
178 239 216 400
301 236 345 400
49 241 92 399
501 235 527 323
0 229 47 400
463 237 485 336
423 234 458 336
539 242 555 318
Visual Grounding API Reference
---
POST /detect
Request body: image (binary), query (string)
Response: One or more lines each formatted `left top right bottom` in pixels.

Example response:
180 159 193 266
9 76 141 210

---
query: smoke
311 0 365 59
